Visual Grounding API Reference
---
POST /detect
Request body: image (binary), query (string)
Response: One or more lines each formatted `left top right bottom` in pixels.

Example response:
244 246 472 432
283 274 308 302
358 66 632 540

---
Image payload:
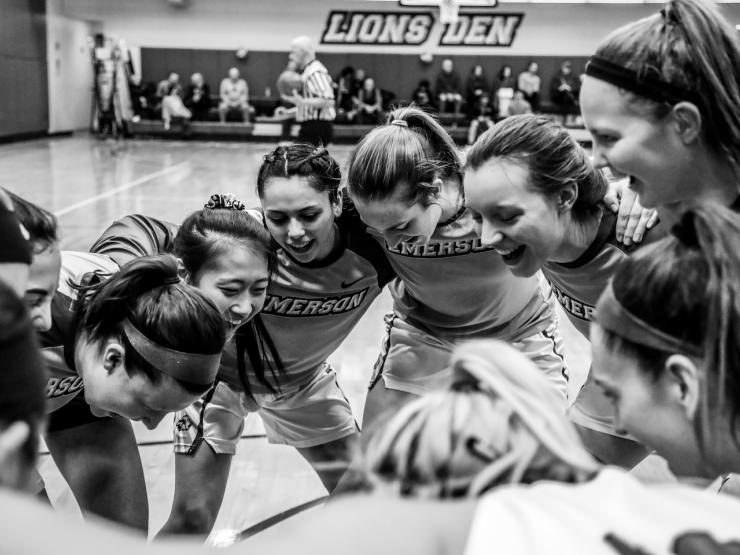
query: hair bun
205 193 246 211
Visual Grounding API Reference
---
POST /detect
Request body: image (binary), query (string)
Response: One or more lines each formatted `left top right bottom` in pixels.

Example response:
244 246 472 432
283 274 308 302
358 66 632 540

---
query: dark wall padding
0 0 48 138
141 48 589 106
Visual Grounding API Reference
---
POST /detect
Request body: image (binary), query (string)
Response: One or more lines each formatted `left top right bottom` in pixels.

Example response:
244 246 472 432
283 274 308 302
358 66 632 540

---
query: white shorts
173 366 358 454
370 313 568 403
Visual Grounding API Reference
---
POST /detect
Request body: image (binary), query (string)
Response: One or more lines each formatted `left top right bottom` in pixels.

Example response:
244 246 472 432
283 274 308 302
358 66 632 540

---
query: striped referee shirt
298 59 336 122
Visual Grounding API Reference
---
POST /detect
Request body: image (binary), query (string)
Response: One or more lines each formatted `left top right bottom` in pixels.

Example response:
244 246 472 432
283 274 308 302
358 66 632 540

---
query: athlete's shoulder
90 214 179 267
338 200 395 287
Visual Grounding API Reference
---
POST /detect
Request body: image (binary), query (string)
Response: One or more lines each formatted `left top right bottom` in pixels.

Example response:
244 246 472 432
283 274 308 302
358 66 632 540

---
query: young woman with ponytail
579 0 740 224
464 114 654 467
591 202 740 480
92 144 394 537
345 106 566 439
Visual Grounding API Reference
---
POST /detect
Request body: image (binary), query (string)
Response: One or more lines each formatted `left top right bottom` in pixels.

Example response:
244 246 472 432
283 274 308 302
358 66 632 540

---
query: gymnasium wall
0 0 48 140
140 48 589 108
54 0 740 56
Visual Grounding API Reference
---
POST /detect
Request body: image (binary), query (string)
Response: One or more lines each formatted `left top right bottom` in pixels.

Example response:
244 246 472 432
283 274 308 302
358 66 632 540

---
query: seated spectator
354 76 383 125
466 95 494 146
507 90 532 116
161 83 191 130
218 67 250 123
361 340 598 498
492 64 516 120
183 72 212 122
412 79 436 113
517 61 541 111
335 66 357 123
465 65 489 119
154 71 180 115
435 58 463 116
128 74 154 121
549 61 580 126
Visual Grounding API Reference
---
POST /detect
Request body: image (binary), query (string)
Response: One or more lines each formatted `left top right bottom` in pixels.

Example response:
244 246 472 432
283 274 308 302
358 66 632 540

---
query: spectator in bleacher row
412 79 436 113
517 61 541 112
465 64 490 120
155 72 180 115
335 66 357 123
492 64 516 121
507 90 532 117
128 74 154 121
549 61 580 126
354 76 383 125
183 72 212 122
218 67 250 123
435 58 463 116
161 83 191 130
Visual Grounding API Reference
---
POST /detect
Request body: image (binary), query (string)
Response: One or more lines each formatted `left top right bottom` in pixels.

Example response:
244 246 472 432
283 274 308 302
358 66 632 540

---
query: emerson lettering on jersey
320 11 523 47
387 238 496 257
550 282 595 322
263 289 368 317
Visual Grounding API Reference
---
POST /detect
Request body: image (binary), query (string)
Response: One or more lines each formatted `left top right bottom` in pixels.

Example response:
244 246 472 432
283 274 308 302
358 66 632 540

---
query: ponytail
347 106 462 204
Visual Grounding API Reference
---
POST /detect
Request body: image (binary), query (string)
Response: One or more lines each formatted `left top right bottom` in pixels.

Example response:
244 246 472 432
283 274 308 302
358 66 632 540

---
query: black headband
585 56 700 107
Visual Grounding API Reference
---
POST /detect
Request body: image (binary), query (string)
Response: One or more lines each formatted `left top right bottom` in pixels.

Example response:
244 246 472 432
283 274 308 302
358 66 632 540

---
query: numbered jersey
376 207 551 341
465 468 740 555
40 251 119 413
90 210 394 394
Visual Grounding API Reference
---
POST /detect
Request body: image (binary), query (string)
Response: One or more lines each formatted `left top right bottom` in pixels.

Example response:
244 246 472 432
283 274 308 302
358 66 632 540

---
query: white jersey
465 468 740 555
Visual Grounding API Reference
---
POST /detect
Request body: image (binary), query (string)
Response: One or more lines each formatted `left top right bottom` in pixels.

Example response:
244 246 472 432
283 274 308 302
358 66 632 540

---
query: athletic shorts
569 367 630 438
369 313 568 403
173 365 358 454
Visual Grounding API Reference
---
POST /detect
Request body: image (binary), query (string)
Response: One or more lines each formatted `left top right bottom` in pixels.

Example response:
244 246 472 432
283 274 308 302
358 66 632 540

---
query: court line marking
53 161 190 217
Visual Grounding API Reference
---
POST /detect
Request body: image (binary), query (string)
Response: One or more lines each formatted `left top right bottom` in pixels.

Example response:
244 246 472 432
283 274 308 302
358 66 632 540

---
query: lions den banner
320 11 524 47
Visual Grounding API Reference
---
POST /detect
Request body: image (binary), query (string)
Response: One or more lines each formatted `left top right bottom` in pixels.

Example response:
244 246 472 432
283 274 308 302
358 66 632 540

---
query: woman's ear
333 188 344 218
671 102 702 145
102 342 125 374
557 181 579 213
663 354 701 419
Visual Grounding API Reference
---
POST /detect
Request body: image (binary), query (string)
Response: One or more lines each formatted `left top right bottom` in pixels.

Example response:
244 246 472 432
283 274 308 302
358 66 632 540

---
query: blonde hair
362 340 598 498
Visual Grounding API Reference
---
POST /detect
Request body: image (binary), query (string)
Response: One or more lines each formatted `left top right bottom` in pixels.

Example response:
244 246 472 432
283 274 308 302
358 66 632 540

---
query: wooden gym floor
1 133 614 542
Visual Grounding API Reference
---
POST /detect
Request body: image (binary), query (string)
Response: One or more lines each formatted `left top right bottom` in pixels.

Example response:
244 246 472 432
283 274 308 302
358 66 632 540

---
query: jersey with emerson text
90 210 394 395
374 207 551 341
542 209 640 338
40 251 119 413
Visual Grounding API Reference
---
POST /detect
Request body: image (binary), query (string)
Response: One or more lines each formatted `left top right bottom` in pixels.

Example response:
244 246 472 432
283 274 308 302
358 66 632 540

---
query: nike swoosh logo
341 277 363 288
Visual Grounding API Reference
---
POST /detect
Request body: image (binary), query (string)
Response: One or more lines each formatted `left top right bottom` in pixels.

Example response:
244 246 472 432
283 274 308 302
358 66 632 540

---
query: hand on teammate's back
603 178 658 246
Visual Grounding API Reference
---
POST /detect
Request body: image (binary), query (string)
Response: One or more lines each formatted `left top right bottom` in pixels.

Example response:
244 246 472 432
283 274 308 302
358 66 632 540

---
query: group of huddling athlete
2 0 740 553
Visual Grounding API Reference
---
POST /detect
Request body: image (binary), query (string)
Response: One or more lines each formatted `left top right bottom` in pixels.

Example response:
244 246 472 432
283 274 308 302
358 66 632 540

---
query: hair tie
163 274 182 286
391 119 408 128
205 193 246 211
670 210 698 247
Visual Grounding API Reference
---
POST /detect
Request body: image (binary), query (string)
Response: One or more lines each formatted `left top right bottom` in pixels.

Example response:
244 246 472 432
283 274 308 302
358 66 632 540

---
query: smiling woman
579 0 740 224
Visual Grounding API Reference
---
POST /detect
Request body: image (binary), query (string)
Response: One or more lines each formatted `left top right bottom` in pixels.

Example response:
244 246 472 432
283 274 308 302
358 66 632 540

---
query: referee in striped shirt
288 36 336 146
